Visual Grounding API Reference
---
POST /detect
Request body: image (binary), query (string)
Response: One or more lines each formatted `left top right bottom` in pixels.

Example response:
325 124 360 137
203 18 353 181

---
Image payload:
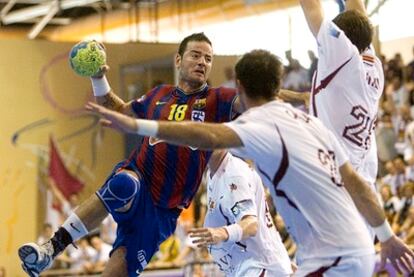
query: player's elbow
249 221 258 237
244 218 258 238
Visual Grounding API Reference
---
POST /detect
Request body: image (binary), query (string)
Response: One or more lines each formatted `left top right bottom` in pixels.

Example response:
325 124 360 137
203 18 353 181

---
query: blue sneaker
18 242 54 277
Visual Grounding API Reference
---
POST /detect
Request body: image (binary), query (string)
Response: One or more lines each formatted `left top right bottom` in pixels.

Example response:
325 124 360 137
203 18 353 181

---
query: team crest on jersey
229 183 237 192
192 110 205 122
193 98 206 109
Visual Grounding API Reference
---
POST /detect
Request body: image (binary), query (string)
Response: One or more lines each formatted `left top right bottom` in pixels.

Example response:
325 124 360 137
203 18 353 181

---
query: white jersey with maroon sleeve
225 101 375 264
310 19 384 182
204 153 292 277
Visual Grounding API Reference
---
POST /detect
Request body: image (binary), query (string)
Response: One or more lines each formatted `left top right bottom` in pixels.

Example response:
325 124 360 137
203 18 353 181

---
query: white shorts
294 254 376 277
233 267 291 277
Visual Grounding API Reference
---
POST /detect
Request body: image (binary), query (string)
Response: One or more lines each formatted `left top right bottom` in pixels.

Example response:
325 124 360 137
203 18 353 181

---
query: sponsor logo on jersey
191 110 205 122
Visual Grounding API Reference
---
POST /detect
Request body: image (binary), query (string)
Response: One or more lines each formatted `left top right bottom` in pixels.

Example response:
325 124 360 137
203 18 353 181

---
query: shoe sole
21 263 39 277
18 243 40 277
18 243 40 264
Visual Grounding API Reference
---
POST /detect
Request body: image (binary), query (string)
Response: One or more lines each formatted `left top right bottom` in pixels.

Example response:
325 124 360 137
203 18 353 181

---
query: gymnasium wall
0 39 177 276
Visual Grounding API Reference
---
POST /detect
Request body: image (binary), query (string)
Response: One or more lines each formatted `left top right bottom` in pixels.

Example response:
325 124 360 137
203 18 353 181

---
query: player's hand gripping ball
69 40 106 77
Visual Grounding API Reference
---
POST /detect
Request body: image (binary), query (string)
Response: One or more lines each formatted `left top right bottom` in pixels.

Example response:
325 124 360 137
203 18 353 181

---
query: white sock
62 213 89 242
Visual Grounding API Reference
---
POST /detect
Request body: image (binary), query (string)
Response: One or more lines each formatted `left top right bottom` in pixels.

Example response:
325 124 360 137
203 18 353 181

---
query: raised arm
278 89 310 107
299 0 324 37
86 102 243 150
345 0 367 15
339 162 414 273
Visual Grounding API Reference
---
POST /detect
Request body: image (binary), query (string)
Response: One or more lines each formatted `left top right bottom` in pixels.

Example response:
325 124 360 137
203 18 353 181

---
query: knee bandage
98 172 141 220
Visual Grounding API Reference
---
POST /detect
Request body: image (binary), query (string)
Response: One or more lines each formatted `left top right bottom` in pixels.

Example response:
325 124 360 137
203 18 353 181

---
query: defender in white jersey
302 0 384 185
88 49 414 276
189 150 292 277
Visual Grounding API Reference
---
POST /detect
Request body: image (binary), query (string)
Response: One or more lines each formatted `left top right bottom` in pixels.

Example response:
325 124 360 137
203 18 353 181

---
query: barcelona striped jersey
128 84 238 209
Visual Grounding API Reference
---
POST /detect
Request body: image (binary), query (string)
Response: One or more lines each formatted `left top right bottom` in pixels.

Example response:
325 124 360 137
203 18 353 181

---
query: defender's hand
188 227 228 248
380 235 414 274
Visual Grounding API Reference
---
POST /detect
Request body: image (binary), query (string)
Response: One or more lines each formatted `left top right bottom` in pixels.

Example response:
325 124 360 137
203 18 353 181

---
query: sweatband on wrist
62 213 89 242
135 119 159 137
91 76 111 97
224 224 243 242
373 221 393 242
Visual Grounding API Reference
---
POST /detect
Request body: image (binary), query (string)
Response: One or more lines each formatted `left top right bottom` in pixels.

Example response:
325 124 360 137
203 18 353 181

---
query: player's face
176 41 213 89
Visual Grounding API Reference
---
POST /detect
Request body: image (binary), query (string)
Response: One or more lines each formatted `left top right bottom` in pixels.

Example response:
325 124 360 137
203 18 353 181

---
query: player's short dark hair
333 10 373 53
235 49 283 100
178 33 212 56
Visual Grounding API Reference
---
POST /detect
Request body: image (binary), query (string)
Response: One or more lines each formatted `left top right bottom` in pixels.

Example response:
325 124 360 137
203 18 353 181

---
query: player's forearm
340 164 386 226
156 121 242 150
300 0 324 37
91 76 129 114
96 92 127 113
279 89 309 103
221 216 258 243
345 0 367 14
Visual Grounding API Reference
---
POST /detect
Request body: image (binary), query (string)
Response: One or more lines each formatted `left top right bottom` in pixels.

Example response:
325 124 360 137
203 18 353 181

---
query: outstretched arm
86 102 243 150
188 215 258 248
278 89 310 108
300 0 324 37
339 162 414 273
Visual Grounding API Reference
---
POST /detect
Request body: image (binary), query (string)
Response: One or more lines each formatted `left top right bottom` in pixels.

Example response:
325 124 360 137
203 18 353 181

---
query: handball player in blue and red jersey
18 33 240 277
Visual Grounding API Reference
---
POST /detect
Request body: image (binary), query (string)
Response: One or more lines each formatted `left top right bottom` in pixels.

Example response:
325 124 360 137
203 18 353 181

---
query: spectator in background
382 160 406 195
379 184 401 223
394 158 408 195
392 182 414 233
45 177 80 230
408 46 414 82
376 113 398 176
399 206 414 244
284 50 294 73
387 75 409 111
150 232 181 268
220 66 236 88
394 106 412 155
68 238 97 271
88 236 112 273
307 50 318 83
283 59 309 91
37 223 54 245
100 215 117 245
406 157 414 182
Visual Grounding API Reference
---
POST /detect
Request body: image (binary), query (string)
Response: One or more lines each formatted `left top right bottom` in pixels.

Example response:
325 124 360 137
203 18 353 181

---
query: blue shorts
96 161 180 276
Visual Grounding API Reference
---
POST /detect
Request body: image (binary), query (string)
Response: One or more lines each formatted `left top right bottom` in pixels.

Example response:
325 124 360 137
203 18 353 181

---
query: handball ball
69 40 106 77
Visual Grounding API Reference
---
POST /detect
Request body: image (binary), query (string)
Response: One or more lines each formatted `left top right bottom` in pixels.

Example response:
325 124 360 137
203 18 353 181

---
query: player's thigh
102 246 128 277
